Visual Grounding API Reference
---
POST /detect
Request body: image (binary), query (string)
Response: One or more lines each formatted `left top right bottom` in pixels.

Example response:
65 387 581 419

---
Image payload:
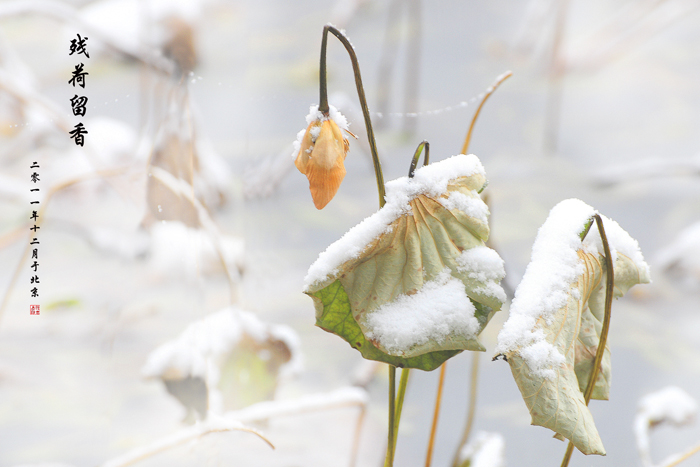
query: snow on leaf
635 386 698 467
142 307 302 418
495 199 650 456
305 155 506 371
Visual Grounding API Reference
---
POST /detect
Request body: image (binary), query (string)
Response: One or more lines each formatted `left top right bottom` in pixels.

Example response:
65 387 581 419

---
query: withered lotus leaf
304 155 506 371
495 199 651 455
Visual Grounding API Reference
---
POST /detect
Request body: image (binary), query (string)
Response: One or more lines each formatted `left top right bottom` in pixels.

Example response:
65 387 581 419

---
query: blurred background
0 0 699 465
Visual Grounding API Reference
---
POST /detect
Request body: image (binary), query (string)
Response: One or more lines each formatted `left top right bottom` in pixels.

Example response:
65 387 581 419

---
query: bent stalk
460 71 512 155
408 140 430 178
560 214 614 467
319 25 385 208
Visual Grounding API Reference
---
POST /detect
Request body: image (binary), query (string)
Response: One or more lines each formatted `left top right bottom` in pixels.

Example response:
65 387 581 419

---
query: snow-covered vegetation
0 1 699 466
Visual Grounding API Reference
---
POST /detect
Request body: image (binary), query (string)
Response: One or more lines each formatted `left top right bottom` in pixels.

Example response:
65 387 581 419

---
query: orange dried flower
293 106 350 209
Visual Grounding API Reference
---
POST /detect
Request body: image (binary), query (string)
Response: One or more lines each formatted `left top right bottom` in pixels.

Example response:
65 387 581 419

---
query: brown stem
460 71 512 155
560 214 614 467
451 352 480 467
425 362 447 467
662 442 700 467
385 365 397 467
318 25 386 207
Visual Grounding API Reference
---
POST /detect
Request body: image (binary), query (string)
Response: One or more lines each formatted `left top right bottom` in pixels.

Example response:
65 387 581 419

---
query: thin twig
560 214 614 467
149 167 239 303
318 25 386 208
451 352 480 467
660 441 700 467
425 362 447 467
101 418 273 467
460 71 512 155
386 365 397 466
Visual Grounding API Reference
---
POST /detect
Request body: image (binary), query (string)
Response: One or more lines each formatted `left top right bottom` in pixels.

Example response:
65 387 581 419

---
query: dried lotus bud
293 106 350 209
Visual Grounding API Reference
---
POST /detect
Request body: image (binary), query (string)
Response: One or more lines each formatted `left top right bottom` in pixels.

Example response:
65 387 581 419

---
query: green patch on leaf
310 280 461 371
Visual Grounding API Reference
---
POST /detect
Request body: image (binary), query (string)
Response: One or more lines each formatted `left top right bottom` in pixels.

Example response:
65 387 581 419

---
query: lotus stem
661 442 700 467
425 362 447 467
460 71 512 155
560 214 614 467
391 368 411 457
386 365 397 466
451 352 480 467
318 25 386 208
408 140 430 178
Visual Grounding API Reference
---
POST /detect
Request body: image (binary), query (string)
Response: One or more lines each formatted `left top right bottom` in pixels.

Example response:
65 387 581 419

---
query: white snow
303 154 486 289
142 307 302 383
438 189 489 224
581 214 651 280
656 221 700 288
291 128 307 160
495 198 649 379
291 104 349 160
458 431 506 467
456 246 507 303
634 386 698 467
361 269 479 356
638 386 697 426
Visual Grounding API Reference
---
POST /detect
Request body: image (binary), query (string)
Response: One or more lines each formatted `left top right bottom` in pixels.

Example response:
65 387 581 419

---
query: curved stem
386 365 397 467
451 352 480 467
408 140 430 178
662 442 700 467
319 29 329 114
460 71 513 155
319 25 386 207
425 362 447 467
560 214 614 467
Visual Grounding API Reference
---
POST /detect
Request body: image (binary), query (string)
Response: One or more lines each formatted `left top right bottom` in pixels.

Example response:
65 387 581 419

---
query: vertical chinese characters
68 34 89 146
29 161 40 315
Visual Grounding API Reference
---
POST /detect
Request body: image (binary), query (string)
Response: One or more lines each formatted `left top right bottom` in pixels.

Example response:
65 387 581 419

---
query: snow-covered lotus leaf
142 307 302 419
304 155 506 371
495 199 651 455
